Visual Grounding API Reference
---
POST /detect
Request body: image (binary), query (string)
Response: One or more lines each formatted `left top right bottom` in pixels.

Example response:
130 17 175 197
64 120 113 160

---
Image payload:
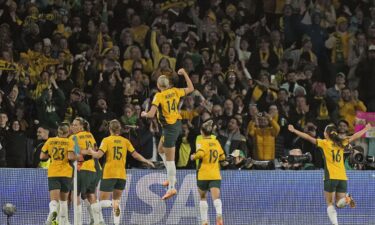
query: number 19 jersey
195 137 225 180
152 87 185 126
99 135 135 180
42 137 74 178
317 139 348 181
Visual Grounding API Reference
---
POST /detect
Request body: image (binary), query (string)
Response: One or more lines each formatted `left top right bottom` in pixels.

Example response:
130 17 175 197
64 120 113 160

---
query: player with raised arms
88 119 154 225
70 117 102 225
288 123 372 225
141 68 194 200
41 123 76 225
191 119 225 225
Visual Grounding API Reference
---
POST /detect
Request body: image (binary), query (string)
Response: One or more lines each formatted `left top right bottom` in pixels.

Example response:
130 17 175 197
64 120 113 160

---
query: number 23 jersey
42 137 74 178
152 87 185 126
195 137 226 180
317 139 348 181
99 135 135 180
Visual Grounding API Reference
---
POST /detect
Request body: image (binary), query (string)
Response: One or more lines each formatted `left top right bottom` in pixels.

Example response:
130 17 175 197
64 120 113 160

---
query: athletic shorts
100 179 126 192
162 120 182 148
78 170 97 195
48 177 72 193
197 180 221 191
324 179 347 193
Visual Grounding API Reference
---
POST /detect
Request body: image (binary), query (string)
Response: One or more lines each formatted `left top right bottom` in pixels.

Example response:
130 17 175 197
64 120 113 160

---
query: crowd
0 0 374 170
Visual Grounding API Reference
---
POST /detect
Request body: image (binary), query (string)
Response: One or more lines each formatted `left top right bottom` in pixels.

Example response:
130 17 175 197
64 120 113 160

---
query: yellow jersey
152 87 185 126
42 137 74 178
71 131 97 172
317 139 348 181
99 135 135 179
194 137 225 180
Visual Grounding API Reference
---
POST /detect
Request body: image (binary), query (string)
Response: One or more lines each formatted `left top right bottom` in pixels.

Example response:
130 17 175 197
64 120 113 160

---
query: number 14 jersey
152 87 185 126
99 135 135 180
195 137 226 180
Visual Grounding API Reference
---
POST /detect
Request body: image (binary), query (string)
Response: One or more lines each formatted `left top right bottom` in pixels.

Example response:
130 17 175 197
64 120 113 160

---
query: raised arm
288 124 317 145
177 68 194 95
348 123 372 143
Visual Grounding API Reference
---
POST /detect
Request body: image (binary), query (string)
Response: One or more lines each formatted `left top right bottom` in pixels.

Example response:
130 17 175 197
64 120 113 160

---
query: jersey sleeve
176 88 186 98
41 139 50 153
194 141 205 159
99 138 109 153
67 139 74 152
126 140 135 153
316 139 325 149
151 93 161 107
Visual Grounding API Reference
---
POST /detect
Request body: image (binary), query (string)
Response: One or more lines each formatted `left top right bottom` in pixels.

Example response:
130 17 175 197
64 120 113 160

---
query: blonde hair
109 119 122 134
157 75 170 89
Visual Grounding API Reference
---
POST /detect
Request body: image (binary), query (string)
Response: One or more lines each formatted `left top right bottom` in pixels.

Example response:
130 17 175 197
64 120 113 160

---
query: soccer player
41 123 76 225
191 119 225 225
70 117 102 225
141 68 194 200
288 123 372 225
88 119 154 225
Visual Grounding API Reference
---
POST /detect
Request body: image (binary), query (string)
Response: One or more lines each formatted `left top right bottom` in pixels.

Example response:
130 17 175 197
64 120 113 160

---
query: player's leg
85 170 102 225
58 178 72 225
210 181 223 225
112 187 124 225
335 181 355 208
324 180 338 225
76 171 84 225
198 189 208 225
46 178 60 225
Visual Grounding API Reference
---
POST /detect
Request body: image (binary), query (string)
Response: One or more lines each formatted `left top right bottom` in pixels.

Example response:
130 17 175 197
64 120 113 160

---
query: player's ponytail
325 124 344 148
201 119 214 136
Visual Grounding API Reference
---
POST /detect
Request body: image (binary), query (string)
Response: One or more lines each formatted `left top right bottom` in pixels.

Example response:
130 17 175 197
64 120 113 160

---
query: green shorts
197 180 221 191
78 170 97 195
48 177 72 193
100 179 126 192
324 179 347 193
162 120 182 148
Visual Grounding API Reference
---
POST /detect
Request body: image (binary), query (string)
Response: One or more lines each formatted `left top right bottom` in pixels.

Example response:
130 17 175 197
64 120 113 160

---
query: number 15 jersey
152 87 185 126
195 137 226 180
317 139 348 181
99 135 135 180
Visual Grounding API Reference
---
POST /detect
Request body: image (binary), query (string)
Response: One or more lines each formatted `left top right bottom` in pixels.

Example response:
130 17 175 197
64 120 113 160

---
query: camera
281 152 312 164
243 157 275 170
344 145 375 169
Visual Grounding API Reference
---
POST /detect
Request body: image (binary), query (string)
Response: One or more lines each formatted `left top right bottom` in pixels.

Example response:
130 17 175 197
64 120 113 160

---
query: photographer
292 121 323 168
248 112 280 161
281 149 315 170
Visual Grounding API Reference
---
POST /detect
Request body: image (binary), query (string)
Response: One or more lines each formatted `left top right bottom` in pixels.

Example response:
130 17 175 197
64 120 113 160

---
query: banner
1 169 375 225
355 112 375 138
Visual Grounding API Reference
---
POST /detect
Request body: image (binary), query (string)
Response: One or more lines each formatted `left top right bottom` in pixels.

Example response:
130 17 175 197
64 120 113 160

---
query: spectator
326 72 346 103
91 98 116 143
5 120 28 168
337 119 351 138
338 87 367 132
248 112 280 161
55 67 74 98
217 117 248 157
32 126 49 168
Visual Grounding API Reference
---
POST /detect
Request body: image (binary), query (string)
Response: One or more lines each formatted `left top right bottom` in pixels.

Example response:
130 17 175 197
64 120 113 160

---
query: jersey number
52 147 65 160
331 150 341 163
167 99 177 112
113 146 123 160
209 150 219 163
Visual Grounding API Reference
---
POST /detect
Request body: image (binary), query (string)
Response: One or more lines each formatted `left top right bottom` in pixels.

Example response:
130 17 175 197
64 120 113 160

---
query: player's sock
77 204 83 225
165 161 176 190
199 200 208 223
59 200 68 225
327 205 338 225
100 200 112 208
336 198 347 208
91 202 101 224
213 199 223 216
113 200 121 225
86 199 94 225
47 200 59 222
159 152 167 166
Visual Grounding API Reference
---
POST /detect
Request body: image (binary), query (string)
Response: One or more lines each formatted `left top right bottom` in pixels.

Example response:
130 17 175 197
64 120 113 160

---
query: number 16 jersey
317 139 348 181
152 87 185 126
99 135 135 180
195 137 226 180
